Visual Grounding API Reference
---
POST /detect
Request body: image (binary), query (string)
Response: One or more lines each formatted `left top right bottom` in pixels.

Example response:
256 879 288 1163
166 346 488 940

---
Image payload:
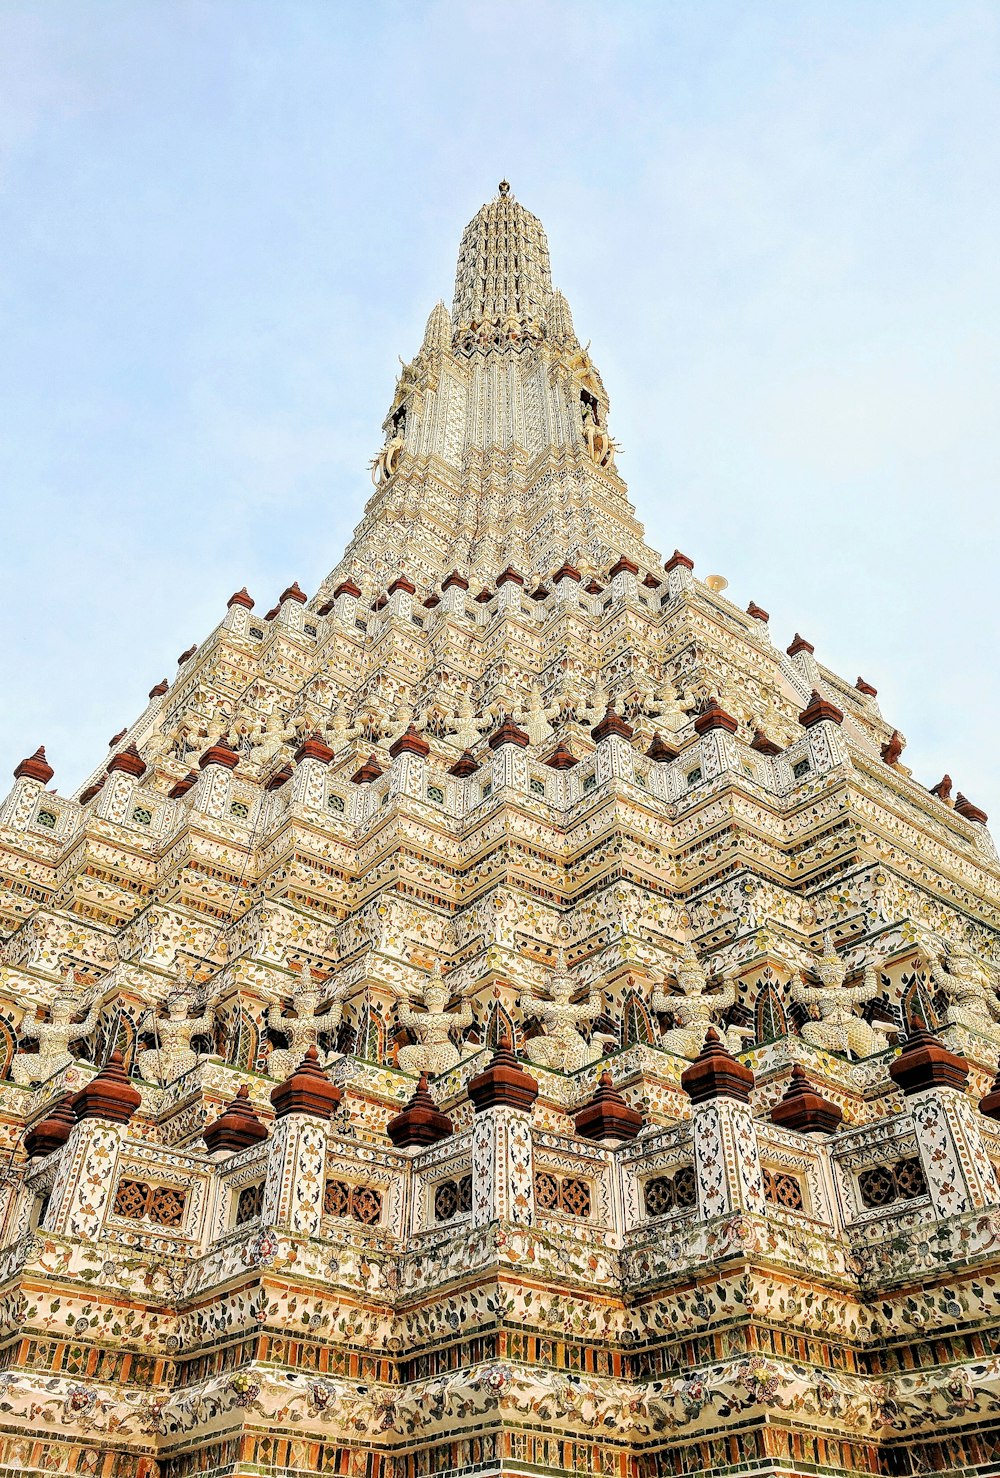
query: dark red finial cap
295 733 335 766
448 750 480 778
168 770 199 799
388 725 430 760
544 740 579 770
693 699 738 736
552 563 581 585
889 1024 969 1096
441 570 470 592
24 1094 78 1158
107 744 147 779
770 1065 843 1134
265 763 294 791
609 556 639 579
79 775 107 804
955 793 988 824
856 676 878 697
680 1029 755 1104
645 733 679 763
929 774 953 801
584 578 604 595
203 1083 269 1154
387 1074 454 1148
592 705 634 743
270 1044 343 1120
177 645 197 665
280 581 307 605
750 728 783 757
351 753 383 784
227 587 254 610
798 690 844 728
14 747 54 784
387 574 416 596
333 578 362 600
573 1070 643 1143
664 550 694 572
488 717 530 750
786 633 815 657
495 565 524 587
199 740 239 771
746 601 770 623
75 1052 142 1125
148 680 169 699
468 1036 538 1113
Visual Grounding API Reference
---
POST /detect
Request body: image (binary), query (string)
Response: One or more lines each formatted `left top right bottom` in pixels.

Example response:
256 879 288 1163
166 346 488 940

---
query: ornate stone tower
1 184 999 1478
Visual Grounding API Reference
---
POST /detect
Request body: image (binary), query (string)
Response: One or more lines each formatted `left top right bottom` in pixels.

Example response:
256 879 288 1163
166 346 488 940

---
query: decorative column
644 733 678 802
275 580 308 634
542 739 578 807
0 747 55 832
332 577 362 626
681 1030 767 1220
440 570 470 617
608 555 639 604
890 1026 1000 1216
387 574 415 622
263 1046 341 1238
552 562 582 607
468 1038 538 1227
291 732 335 808
349 752 383 825
495 565 524 615
95 745 148 825
797 691 848 771
488 718 530 793
693 699 740 782
388 725 430 801
44 1053 141 1240
664 549 695 600
786 633 821 688
224 586 255 637
188 739 240 820
592 706 635 785
447 748 480 811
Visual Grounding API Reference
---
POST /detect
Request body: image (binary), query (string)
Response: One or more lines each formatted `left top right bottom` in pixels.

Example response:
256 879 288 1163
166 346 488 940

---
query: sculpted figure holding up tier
524 950 606 1073
136 990 217 1086
267 975 349 1080
12 968 102 1086
652 941 749 1058
922 940 1000 1042
396 965 474 1077
791 935 895 1059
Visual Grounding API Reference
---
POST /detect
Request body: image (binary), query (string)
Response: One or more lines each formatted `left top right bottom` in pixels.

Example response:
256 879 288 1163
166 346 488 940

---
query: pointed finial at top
499 179 510 196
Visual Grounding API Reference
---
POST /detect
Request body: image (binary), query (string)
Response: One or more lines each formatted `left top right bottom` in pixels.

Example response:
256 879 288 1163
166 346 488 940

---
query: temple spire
451 181 555 339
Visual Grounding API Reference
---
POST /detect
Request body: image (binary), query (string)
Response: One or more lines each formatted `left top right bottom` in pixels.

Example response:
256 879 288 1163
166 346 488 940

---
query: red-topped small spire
573 1070 643 1143
387 1074 454 1148
203 1084 269 1154
693 698 738 736
107 744 147 779
227 587 254 610
280 581 307 605
388 725 430 760
798 690 843 728
592 705 633 743
351 754 383 784
770 1065 843 1134
74 1052 142 1126
468 1036 538 1113
295 733 335 766
14 747 54 785
270 1044 342 1120
680 1029 754 1104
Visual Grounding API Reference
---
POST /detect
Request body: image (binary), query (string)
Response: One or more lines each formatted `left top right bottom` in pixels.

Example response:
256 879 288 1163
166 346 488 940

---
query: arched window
754 984 788 1045
902 975 938 1032
354 1003 386 1064
228 1009 261 1071
0 1017 15 1080
98 1008 137 1072
484 1001 517 1051
623 991 654 1047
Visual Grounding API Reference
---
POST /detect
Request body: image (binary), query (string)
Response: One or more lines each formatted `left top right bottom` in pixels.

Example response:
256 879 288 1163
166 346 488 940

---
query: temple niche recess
1 182 1000 1478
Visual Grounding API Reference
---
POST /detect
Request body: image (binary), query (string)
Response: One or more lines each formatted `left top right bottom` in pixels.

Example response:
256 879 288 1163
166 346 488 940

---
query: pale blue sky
1 2 998 821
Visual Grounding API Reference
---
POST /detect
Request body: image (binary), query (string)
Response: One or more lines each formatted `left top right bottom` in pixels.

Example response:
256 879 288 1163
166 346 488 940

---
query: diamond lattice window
324 1178 382 1225
433 1173 473 1223
763 1168 805 1212
643 1165 697 1218
113 1177 187 1227
534 1170 591 1218
858 1156 928 1209
235 1182 265 1225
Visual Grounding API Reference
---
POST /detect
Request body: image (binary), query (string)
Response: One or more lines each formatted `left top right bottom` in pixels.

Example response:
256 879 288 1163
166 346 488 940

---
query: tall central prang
0 186 998 1478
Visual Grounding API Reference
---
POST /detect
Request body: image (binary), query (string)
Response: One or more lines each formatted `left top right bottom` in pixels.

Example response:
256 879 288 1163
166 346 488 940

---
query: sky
1 1 998 822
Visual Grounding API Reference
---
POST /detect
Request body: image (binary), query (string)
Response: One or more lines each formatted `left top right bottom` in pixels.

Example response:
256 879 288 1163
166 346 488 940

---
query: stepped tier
0 185 999 1478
